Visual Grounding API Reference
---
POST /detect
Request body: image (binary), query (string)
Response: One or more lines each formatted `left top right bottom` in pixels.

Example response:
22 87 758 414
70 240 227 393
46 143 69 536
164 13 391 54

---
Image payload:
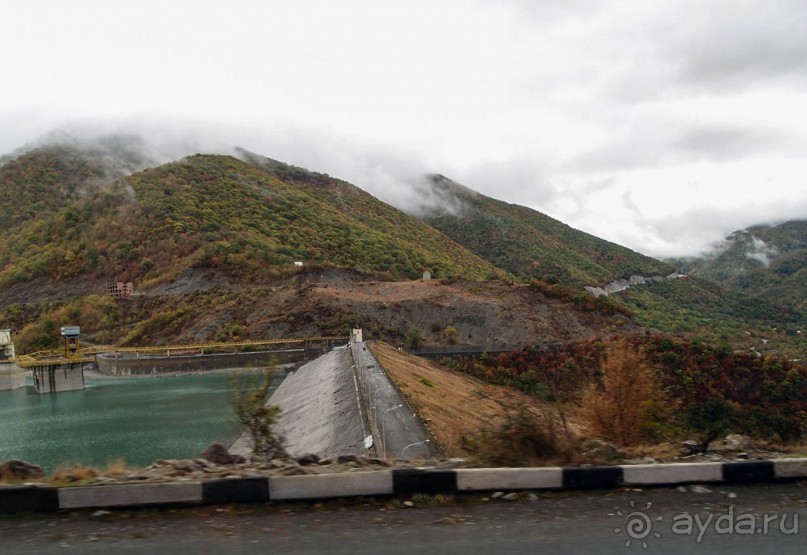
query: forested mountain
669 220 806 312
0 140 802 358
417 174 673 287
0 148 503 291
414 175 804 356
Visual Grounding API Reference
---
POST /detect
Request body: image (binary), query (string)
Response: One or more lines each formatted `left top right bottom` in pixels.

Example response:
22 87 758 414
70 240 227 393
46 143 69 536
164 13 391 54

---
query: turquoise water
0 372 281 472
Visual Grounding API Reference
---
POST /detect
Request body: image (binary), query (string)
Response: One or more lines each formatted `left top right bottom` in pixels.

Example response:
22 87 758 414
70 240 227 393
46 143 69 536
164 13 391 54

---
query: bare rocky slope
2 268 640 353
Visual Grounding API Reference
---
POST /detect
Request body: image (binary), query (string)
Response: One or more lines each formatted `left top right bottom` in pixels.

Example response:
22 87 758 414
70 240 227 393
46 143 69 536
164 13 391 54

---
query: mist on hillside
4 120 803 259
7 121 453 217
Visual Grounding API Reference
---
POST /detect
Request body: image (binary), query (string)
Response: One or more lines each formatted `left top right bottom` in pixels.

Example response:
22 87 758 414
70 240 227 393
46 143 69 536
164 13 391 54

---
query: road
1 482 805 554
352 341 437 460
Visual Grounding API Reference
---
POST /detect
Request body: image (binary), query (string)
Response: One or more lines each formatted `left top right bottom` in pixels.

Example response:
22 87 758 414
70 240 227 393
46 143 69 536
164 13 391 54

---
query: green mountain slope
0 146 107 230
3 141 800 357
0 137 158 231
0 149 504 291
236 149 457 246
669 220 806 312
417 174 672 287
616 276 805 359
415 175 804 356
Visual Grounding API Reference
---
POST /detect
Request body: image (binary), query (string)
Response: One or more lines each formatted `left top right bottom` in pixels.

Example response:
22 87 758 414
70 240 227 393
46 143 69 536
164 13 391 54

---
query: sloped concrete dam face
269 350 368 458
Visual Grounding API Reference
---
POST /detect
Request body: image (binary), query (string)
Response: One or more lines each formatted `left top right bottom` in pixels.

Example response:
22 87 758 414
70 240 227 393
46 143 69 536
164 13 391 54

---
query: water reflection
0 370 285 472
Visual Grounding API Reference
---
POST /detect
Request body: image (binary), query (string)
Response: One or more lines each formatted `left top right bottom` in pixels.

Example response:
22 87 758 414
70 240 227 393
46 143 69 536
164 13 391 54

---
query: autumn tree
545 358 582 440
231 370 285 460
580 340 664 446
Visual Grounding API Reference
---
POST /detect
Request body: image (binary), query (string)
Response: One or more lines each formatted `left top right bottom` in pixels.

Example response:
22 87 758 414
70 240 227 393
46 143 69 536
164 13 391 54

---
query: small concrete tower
61 326 81 358
0 329 16 361
0 329 24 390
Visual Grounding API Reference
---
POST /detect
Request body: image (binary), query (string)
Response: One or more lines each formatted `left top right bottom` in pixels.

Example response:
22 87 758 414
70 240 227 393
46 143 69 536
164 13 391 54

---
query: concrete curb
2 458 807 514
457 467 563 490
59 482 202 510
270 471 393 500
621 462 723 485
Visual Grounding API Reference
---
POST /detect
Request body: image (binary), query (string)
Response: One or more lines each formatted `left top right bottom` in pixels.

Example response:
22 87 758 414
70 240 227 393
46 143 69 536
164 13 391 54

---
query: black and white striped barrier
2 459 806 514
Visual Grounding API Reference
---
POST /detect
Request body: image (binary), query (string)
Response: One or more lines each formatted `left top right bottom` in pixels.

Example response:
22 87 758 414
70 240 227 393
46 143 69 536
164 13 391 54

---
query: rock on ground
0 459 45 481
200 443 246 465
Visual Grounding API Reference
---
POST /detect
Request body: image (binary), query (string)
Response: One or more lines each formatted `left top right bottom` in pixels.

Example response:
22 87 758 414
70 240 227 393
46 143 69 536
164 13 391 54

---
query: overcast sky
2 0 806 257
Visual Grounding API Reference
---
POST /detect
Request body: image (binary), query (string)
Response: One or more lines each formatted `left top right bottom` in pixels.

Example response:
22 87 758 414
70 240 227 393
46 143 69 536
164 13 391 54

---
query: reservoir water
0 371 284 473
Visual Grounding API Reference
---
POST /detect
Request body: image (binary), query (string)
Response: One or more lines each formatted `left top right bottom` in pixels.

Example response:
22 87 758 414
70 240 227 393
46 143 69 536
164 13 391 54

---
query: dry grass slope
368 341 545 457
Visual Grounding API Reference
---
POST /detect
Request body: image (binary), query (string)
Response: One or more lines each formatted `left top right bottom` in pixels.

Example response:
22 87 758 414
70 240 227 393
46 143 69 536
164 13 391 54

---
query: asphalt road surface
2 482 806 554
353 341 436 460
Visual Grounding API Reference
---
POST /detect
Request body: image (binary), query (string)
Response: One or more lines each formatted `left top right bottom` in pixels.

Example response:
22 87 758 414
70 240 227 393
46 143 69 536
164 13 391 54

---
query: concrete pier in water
0 362 25 390
31 363 85 394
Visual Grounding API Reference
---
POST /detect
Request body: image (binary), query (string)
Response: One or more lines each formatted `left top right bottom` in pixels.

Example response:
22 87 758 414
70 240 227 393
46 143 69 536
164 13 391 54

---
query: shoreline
94 348 308 379
84 362 301 381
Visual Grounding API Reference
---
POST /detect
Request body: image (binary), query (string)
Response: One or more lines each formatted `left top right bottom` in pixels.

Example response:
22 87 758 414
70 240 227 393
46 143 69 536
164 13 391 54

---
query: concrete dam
233 336 439 461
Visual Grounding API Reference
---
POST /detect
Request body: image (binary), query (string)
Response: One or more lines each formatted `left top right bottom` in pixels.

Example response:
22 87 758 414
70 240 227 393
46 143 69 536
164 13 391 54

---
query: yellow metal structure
16 336 348 368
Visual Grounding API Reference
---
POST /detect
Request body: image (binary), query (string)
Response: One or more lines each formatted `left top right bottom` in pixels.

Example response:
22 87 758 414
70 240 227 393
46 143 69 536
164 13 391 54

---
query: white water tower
0 329 24 391
0 329 16 361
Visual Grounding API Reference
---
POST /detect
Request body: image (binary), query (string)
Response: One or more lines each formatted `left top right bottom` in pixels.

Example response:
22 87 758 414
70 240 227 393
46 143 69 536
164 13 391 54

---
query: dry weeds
368 341 547 457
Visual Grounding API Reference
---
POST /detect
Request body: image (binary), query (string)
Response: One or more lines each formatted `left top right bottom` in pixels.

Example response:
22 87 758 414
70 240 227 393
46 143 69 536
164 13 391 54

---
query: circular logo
624 511 654 540
613 501 662 549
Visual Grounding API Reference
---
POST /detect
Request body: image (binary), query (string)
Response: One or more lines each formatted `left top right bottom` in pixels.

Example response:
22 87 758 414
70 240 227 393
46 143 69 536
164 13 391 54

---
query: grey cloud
564 121 797 174
612 199 807 258
621 191 640 214
561 1 807 104
4 117 805 260
446 154 556 211
745 236 778 267
659 0 807 92
558 118 672 173
563 140 661 174
14 119 241 169
672 124 789 161
533 169 807 258
497 0 604 23
406 175 477 217
8 118 437 216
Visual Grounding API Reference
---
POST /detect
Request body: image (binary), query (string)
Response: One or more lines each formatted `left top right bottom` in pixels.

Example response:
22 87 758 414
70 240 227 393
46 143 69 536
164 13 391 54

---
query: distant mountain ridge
0 139 641 354
0 136 802 358
411 175 803 356
669 220 806 312
416 174 673 287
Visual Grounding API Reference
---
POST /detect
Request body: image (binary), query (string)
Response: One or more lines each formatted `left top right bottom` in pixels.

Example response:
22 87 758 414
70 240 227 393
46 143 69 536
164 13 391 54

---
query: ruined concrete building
107 281 134 298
